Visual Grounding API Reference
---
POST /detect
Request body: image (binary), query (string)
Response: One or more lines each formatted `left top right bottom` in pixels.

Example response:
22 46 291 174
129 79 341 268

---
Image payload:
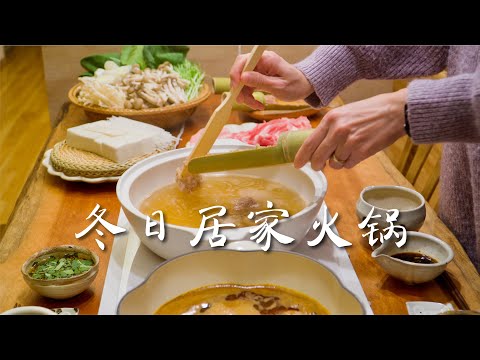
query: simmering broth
140 175 306 228
155 284 329 315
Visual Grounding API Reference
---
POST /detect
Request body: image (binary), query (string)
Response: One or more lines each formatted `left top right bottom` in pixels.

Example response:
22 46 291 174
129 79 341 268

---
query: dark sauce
392 252 437 264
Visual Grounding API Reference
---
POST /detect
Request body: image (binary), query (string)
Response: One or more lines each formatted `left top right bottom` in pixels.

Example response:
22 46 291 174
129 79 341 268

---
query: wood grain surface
0 47 51 226
0 95 479 314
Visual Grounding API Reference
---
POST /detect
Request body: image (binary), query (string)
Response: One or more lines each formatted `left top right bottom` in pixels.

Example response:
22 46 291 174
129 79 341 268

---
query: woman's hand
294 89 408 170
230 50 314 110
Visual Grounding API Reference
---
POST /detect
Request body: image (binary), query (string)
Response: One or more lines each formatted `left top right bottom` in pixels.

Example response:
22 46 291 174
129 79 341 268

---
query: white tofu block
66 117 177 163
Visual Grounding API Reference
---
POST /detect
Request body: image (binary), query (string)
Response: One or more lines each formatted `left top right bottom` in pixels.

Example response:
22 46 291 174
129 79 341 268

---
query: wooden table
1 95 479 314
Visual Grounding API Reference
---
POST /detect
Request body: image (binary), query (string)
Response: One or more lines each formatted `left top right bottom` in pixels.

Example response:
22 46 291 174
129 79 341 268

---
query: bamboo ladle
177 45 267 186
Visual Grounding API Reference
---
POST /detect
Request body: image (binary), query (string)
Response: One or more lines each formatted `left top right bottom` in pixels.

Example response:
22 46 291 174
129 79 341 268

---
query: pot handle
225 240 263 251
175 228 262 251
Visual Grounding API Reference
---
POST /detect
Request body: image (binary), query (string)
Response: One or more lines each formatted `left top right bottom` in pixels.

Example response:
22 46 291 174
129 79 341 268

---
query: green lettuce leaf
120 45 146 68
78 46 191 76
80 53 121 74
143 45 190 68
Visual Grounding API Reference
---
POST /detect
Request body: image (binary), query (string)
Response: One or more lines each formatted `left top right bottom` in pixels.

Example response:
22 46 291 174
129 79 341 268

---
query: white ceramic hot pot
117 250 366 315
116 145 327 259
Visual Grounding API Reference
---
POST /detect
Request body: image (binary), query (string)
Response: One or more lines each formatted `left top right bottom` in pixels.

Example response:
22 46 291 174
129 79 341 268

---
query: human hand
294 89 408 170
229 50 314 110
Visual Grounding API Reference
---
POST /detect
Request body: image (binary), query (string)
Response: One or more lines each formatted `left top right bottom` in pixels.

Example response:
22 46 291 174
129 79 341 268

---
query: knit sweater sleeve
294 45 449 107
408 68 480 143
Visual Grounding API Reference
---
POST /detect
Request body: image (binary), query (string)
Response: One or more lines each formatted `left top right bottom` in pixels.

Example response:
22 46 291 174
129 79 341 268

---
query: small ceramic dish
371 231 454 284
1 306 80 315
1 306 56 315
21 245 99 300
356 185 426 231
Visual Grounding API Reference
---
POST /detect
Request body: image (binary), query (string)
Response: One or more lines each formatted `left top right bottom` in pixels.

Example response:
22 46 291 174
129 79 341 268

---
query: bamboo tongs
178 45 267 180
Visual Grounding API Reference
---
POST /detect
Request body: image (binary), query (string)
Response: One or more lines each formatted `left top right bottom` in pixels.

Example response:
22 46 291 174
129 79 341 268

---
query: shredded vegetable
173 60 205 100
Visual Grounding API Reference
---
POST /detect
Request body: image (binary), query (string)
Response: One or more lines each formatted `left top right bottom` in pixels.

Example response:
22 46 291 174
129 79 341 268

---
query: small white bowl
1 306 56 315
356 185 426 231
21 245 99 300
371 231 454 284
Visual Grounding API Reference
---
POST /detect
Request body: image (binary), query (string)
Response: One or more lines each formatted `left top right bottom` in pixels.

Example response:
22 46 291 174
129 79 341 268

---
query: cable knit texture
295 45 480 271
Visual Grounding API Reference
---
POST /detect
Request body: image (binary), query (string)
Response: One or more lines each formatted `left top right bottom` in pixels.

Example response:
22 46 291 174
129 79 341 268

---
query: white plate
43 122 251 183
42 149 120 183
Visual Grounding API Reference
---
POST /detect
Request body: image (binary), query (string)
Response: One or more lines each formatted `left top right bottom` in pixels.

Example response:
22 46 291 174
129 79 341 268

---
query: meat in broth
155 284 329 315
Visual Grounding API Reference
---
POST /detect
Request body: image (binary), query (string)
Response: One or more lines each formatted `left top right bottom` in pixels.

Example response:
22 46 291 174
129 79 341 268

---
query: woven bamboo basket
68 81 212 129
49 140 176 178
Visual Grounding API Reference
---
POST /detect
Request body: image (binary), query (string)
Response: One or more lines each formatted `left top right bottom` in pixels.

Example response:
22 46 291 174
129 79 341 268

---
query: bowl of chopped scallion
21 245 99 300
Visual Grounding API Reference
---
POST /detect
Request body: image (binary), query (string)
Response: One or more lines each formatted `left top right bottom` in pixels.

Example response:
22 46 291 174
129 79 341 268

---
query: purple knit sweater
295 46 480 272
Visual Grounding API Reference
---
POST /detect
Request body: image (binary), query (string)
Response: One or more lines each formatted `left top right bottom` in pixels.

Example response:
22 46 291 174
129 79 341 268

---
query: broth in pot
155 284 329 315
140 175 306 228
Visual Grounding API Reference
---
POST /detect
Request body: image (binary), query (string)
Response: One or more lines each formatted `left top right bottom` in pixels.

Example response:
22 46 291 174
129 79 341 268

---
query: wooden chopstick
179 45 267 178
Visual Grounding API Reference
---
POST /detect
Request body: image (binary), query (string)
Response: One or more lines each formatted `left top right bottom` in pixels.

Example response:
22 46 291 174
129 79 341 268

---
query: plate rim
42 149 120 183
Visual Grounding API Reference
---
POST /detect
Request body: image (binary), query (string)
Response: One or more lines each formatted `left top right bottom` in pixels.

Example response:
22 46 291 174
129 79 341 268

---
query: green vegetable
80 71 94 77
173 60 205 100
80 53 121 75
120 45 146 69
29 253 93 280
77 45 205 100
143 45 190 68
79 46 191 75
122 45 190 69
